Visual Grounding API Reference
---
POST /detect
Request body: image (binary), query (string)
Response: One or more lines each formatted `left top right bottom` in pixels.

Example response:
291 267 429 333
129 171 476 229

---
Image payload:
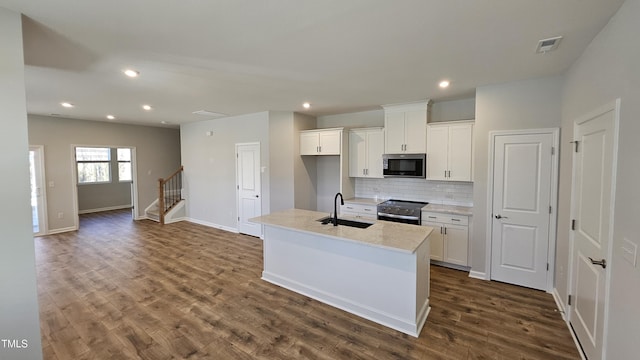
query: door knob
588 257 606 269
255 195 259 198
494 214 508 219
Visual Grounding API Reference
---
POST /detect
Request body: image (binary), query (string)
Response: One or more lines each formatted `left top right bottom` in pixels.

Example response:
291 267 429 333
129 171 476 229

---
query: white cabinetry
300 128 342 155
426 121 473 181
383 101 430 154
349 128 384 178
340 202 377 220
422 211 469 267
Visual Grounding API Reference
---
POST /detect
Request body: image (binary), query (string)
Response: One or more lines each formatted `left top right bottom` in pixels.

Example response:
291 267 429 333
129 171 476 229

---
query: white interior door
29 146 47 236
569 101 618 360
490 132 555 290
236 143 262 237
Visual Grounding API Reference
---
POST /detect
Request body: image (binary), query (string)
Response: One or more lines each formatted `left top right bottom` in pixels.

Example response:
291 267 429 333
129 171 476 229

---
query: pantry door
569 100 619 360
236 143 262 237
489 129 558 291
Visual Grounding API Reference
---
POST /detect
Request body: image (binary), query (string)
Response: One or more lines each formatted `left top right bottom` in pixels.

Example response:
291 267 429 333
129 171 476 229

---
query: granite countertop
421 203 473 216
343 197 384 206
250 209 432 254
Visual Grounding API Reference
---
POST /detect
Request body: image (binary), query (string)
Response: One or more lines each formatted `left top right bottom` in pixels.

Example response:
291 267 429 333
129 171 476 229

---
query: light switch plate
621 238 638 267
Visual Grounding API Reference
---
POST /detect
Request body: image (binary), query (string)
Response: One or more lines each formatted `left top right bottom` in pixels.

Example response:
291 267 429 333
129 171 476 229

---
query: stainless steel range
377 199 429 225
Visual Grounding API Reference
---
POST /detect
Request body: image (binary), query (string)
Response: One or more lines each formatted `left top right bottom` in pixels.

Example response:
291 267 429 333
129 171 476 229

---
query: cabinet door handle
440 226 443 234
448 170 451 178
444 170 447 178
444 227 447 235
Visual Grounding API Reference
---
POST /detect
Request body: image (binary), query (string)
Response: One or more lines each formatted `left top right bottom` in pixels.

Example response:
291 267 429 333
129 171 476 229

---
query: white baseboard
46 226 77 235
552 287 567 319
468 270 488 280
78 205 132 214
165 216 186 225
185 218 239 233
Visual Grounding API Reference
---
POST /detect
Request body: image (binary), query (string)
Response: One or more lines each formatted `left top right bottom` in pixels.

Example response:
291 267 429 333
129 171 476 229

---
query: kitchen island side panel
261 225 430 337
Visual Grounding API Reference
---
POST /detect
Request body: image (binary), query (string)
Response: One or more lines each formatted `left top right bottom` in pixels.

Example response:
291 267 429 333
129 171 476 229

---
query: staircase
145 166 185 224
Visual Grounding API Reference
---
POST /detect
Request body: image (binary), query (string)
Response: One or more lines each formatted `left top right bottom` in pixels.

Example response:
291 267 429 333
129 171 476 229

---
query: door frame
29 145 48 236
485 128 560 291
235 142 263 238
566 99 620 359
71 144 140 230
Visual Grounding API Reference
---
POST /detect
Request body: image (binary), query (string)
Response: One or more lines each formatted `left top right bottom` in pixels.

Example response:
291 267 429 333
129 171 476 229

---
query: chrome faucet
333 192 344 226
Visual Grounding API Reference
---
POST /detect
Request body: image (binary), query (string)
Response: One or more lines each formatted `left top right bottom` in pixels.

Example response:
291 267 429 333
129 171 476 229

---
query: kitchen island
250 209 433 337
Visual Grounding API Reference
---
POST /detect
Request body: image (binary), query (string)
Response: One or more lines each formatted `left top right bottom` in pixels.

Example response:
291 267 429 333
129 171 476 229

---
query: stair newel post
158 177 165 225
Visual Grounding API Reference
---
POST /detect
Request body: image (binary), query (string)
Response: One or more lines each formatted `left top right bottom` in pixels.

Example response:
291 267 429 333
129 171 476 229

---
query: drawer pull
364 208 371 211
428 216 437 219
451 218 461 222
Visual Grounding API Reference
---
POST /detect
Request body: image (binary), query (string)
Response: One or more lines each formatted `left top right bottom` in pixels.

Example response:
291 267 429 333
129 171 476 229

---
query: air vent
536 36 563 54
192 110 227 117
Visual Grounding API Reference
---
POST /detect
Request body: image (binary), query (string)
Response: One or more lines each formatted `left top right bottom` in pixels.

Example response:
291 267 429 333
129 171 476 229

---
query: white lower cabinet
340 203 377 220
422 211 469 267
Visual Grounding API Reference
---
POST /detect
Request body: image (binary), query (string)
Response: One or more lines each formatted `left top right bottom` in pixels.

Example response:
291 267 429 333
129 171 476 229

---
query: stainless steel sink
317 216 373 229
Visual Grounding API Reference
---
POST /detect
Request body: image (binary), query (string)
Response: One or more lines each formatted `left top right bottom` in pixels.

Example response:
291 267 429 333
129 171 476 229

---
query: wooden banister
158 166 184 224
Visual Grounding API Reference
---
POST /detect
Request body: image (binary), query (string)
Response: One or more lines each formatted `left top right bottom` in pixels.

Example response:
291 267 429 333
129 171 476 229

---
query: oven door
377 213 421 225
382 154 426 178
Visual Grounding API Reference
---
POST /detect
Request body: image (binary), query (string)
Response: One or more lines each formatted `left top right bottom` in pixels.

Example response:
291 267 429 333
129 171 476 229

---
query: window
76 147 111 184
117 148 132 182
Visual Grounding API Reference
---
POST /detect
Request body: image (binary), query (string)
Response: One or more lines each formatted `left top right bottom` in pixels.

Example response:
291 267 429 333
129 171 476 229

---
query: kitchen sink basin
317 216 373 229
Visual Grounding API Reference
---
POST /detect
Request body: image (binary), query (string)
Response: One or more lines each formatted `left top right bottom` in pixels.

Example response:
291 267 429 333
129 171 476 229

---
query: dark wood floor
35 210 580 359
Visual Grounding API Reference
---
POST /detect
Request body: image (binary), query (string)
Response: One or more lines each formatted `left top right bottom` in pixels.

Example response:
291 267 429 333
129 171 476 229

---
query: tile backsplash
355 178 473 206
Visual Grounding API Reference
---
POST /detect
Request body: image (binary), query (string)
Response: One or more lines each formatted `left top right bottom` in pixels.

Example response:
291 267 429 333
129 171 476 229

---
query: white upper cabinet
426 121 473 182
300 128 342 155
349 128 384 178
383 101 430 154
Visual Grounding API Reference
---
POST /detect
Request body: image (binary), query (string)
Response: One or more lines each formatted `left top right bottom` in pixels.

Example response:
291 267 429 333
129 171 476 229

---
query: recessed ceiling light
107 115 115 120
439 80 450 88
303 102 311 109
142 105 152 111
61 102 74 108
124 69 139 78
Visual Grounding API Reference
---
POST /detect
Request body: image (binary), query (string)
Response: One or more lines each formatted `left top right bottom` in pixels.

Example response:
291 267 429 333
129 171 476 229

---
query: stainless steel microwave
382 153 426 178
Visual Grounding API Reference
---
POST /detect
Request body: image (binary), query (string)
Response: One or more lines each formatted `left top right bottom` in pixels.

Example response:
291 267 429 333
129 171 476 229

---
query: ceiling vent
192 110 227 117
536 36 563 54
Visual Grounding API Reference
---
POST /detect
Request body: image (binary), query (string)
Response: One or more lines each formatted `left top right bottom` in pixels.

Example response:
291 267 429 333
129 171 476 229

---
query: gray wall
293 112 318 210
317 109 383 129
28 116 181 232
559 0 640 357
77 148 132 213
180 112 271 230
472 76 563 273
0 8 43 360
431 97 476 122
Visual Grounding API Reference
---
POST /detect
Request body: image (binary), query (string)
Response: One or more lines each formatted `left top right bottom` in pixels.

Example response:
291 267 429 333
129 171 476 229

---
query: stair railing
158 165 184 224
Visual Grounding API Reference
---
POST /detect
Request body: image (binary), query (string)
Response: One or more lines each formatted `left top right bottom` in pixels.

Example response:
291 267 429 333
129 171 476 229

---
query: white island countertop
251 208 432 254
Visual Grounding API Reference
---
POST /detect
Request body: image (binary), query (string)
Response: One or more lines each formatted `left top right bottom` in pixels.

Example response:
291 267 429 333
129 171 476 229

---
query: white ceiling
0 0 625 127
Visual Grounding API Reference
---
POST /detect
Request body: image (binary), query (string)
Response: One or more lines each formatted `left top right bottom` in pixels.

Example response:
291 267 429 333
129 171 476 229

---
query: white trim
185 218 239 233
468 270 488 280
78 205 132 214
29 145 49 236
552 287 567 320
566 98 620 360
164 217 186 225
46 226 77 235
485 128 560 291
